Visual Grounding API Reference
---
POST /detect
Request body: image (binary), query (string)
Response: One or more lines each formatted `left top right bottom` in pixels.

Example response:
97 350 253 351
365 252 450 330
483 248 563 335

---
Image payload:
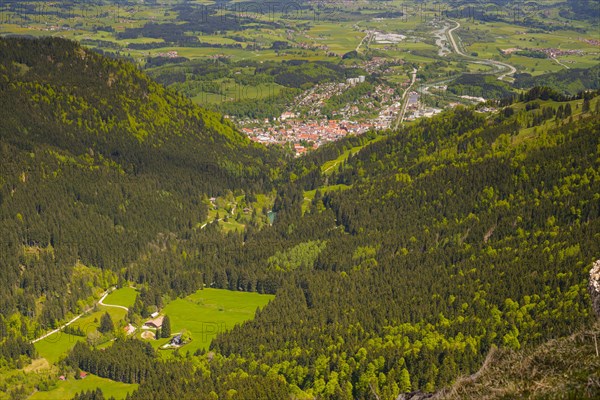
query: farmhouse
170 334 182 346
144 316 164 329
123 323 136 336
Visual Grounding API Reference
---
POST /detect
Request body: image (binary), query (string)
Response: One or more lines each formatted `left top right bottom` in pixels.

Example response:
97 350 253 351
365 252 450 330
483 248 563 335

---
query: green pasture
147 288 274 356
35 306 128 363
34 333 84 365
104 287 138 308
302 184 352 212
307 23 363 53
29 374 137 400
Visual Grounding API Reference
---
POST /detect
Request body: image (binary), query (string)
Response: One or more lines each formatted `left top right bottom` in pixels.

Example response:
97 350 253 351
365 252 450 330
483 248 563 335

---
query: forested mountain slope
0 37 599 400
514 65 600 95
0 37 280 330
210 99 600 397
105 93 600 399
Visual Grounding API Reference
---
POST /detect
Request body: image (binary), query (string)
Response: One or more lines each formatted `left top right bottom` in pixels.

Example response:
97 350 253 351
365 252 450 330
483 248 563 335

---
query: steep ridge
0 37 279 327
134 93 599 398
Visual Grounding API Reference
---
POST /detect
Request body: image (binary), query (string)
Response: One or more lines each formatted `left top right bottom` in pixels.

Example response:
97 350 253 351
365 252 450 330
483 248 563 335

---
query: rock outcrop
397 391 434 400
589 259 600 318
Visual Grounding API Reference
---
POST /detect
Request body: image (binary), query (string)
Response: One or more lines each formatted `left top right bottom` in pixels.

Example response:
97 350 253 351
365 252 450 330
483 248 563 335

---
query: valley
1 0 598 150
0 1 599 399
7 287 272 399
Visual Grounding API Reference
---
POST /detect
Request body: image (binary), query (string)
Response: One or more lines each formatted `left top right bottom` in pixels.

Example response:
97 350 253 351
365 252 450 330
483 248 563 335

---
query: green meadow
35 304 129 363
302 184 352 213
307 23 363 54
103 287 138 308
200 192 275 232
34 333 84 365
30 287 273 397
510 97 598 146
148 288 274 356
457 20 599 75
29 374 137 400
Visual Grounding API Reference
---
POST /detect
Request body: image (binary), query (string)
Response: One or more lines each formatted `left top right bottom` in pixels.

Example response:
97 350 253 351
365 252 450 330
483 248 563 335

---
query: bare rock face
397 391 433 400
590 259 600 319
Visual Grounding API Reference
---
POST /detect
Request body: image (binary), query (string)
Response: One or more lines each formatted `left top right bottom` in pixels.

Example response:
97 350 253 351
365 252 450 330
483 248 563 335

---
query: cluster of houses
56 313 185 381
156 50 179 58
245 119 387 156
237 74 408 154
580 38 600 46
501 47 585 58
59 371 88 381
346 76 366 85
141 313 187 348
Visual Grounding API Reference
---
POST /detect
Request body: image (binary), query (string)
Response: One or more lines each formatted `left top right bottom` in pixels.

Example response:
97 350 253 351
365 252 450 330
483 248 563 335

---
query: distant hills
514 64 600 95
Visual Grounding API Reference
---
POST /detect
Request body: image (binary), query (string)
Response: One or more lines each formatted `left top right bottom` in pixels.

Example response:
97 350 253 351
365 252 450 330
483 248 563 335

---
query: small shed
123 324 136 336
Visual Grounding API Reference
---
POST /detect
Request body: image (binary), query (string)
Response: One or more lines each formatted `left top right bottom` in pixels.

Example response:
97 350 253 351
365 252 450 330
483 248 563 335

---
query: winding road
446 20 516 81
31 312 87 344
98 291 129 311
31 287 127 344
551 56 570 70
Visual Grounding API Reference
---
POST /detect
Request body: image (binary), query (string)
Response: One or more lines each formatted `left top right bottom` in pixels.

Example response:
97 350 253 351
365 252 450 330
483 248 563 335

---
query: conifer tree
161 315 171 338
98 312 114 334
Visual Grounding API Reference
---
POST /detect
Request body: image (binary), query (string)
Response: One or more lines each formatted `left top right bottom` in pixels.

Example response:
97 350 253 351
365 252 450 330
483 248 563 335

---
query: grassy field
510 97 596 146
29 374 137 400
32 288 273 396
191 81 283 105
457 20 599 75
200 192 275 232
146 288 274 356
307 22 363 54
34 333 85 364
35 305 128 363
218 219 246 233
103 287 138 308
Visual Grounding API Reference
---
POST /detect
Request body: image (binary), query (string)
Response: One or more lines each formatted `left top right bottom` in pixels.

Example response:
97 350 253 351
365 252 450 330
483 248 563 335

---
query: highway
446 20 516 81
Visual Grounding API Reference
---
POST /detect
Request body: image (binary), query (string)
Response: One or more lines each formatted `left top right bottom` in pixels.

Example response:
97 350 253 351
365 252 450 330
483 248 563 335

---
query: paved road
447 20 516 81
